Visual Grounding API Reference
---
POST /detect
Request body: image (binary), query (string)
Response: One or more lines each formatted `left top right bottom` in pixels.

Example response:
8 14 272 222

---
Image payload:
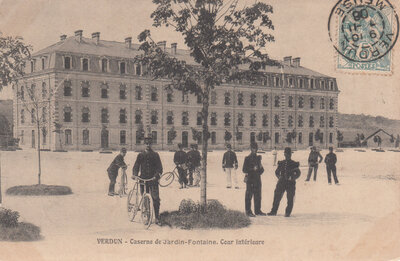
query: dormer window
101 58 108 72
82 58 89 71
41 58 45 70
120 62 126 74
135 64 141 75
30 60 35 73
64 56 71 70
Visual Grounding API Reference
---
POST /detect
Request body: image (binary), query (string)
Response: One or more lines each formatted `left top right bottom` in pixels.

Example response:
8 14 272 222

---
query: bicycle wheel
140 193 154 229
127 183 139 221
159 172 175 187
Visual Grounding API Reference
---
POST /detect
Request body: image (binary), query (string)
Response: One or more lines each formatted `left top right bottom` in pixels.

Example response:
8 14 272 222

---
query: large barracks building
13 30 339 151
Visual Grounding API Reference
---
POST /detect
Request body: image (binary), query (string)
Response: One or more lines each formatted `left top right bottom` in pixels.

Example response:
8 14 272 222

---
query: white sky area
0 0 399 119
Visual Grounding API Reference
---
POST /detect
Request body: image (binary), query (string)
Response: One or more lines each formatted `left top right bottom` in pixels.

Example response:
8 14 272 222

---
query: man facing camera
242 142 265 217
268 147 301 217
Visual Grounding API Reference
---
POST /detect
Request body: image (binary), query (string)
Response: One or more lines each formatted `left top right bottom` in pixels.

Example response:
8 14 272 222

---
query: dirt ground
0 148 399 261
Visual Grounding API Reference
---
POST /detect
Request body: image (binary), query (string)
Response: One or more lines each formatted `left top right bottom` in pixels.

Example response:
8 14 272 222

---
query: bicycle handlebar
131 175 156 182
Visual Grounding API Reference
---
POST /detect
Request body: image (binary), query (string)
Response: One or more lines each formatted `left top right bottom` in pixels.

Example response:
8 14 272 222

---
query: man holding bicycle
132 137 163 224
107 148 128 196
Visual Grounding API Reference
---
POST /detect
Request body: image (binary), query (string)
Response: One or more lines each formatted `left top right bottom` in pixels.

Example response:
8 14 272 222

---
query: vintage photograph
0 0 399 260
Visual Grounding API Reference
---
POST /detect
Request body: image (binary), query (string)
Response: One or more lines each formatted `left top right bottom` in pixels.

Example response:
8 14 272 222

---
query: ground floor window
329 132 333 144
42 128 47 145
136 130 142 145
120 130 127 145
250 132 255 144
83 129 89 145
65 129 72 145
211 131 216 145
152 131 157 145
320 133 324 144
275 132 279 144
31 130 35 148
298 132 303 144
236 132 242 144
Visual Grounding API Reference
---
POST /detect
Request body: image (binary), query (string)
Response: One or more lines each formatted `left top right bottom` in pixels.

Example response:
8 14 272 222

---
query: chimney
91 32 100 45
75 30 83 43
293 57 301 67
60 34 67 41
157 41 166 52
171 43 177 55
125 37 132 49
283 56 292 66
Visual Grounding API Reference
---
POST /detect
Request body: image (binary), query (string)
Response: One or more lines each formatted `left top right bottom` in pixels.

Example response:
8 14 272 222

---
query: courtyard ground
0 148 399 261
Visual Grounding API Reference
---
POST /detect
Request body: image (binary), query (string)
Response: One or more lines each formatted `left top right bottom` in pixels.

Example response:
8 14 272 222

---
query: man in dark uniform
325 146 339 185
268 147 301 217
305 146 323 182
187 144 201 186
107 148 127 196
174 143 188 189
222 143 239 189
242 142 265 217
132 137 163 224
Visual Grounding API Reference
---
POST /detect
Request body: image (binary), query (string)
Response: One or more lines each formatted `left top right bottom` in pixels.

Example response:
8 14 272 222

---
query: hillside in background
338 113 400 143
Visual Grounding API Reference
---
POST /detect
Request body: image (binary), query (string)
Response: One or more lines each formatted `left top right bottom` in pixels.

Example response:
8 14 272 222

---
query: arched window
167 88 173 102
82 107 90 123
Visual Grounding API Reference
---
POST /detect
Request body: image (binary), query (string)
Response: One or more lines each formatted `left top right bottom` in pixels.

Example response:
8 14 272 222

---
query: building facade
13 30 339 151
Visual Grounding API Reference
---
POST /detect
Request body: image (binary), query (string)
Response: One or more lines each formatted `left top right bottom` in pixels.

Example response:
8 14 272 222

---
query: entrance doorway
101 129 109 149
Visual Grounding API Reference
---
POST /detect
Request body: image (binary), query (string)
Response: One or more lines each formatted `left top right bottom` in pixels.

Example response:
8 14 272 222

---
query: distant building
13 30 339 151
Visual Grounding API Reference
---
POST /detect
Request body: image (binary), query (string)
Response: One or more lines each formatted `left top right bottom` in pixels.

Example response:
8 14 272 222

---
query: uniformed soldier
107 147 127 196
242 142 265 217
268 147 301 217
187 144 201 187
305 146 323 182
325 146 339 184
174 143 188 189
132 137 163 224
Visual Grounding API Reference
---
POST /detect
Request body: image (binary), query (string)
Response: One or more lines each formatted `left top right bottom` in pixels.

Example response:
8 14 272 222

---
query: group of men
106 138 339 223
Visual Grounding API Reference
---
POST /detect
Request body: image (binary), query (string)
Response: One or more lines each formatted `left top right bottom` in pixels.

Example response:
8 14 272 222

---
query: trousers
177 166 188 185
225 168 238 187
270 179 296 216
108 171 118 193
140 183 160 219
245 180 262 214
306 164 319 181
326 165 339 184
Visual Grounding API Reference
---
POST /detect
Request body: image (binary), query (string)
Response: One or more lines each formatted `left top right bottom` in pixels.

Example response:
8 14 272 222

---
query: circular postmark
328 0 399 62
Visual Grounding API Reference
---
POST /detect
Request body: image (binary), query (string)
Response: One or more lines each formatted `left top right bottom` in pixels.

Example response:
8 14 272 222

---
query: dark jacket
324 152 337 167
107 154 127 174
132 149 163 181
174 150 187 165
222 150 238 168
187 150 201 168
242 153 264 182
308 151 323 166
275 159 301 181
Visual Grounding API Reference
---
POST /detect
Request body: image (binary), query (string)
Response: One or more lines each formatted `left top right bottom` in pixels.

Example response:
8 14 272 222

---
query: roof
33 36 332 78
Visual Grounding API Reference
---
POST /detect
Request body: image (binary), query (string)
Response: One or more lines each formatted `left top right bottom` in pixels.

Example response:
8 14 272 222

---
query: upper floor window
310 97 315 109
329 116 334 128
182 111 189 125
288 115 293 128
82 58 89 71
210 112 217 126
289 78 294 87
299 78 304 88
237 113 243 126
224 113 231 126
151 87 158 101
309 116 314 127
274 115 280 127
135 110 142 124
320 116 325 127
262 114 268 127
135 64 141 75
82 107 90 123
120 109 127 124
274 96 280 107
210 91 217 105
250 93 256 106
81 81 90 97
329 99 334 110
135 86 142 100
263 94 268 107
275 76 280 87
42 82 47 99
120 62 126 74
298 96 304 108
21 109 25 124
298 115 304 127
250 113 256 127
41 107 47 124
64 107 72 122
64 57 71 70
31 109 35 123
64 80 72 96
320 98 325 109
101 108 109 123
167 88 173 102
197 112 202 126
321 80 325 90
20 86 25 100
167 111 174 125
329 81 334 90
119 84 127 99
237 92 244 106
224 92 231 105
288 96 293 108
101 83 108 98
101 58 108 72
310 79 314 89
151 110 158 124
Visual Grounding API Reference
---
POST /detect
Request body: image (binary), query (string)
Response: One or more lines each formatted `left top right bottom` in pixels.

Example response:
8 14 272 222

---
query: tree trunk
200 86 210 210
36 113 41 185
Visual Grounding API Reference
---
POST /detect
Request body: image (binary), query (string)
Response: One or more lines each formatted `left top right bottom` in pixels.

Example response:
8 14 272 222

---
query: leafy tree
136 0 278 207
224 130 232 142
257 131 263 142
262 132 270 143
191 127 202 143
336 130 344 142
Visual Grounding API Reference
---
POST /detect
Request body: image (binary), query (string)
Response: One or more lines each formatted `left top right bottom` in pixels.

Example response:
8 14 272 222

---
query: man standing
107 148 127 196
132 137 163 224
222 143 239 189
272 147 278 166
268 147 301 217
325 147 339 185
305 146 323 182
174 143 188 189
187 144 201 187
242 142 265 217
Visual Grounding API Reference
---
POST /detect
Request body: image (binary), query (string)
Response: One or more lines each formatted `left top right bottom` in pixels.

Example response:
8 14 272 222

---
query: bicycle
118 168 128 197
159 166 180 187
127 176 156 229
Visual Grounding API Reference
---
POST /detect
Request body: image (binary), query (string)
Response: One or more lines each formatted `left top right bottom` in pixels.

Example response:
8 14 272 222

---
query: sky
0 0 399 119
